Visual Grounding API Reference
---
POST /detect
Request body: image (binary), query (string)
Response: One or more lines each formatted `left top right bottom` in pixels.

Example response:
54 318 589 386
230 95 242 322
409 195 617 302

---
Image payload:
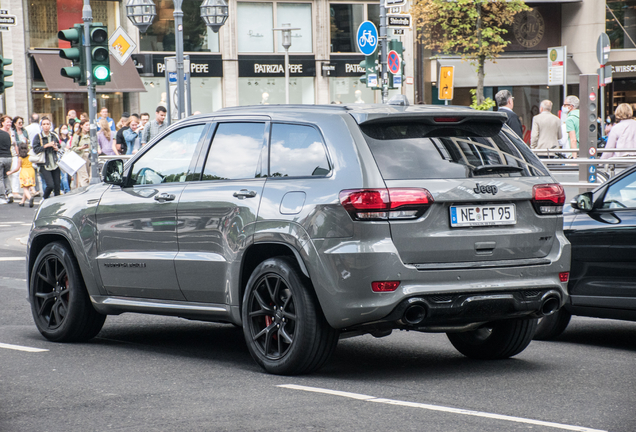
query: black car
534 164 636 340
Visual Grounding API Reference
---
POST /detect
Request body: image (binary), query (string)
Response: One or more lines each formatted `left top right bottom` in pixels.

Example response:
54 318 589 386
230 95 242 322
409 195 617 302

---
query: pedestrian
66 109 79 130
530 100 562 154
0 115 14 203
56 124 72 193
139 112 150 132
24 113 40 145
601 103 636 159
97 118 116 156
563 95 580 158
124 115 141 154
96 107 116 134
495 90 523 138
116 112 130 131
5 142 36 207
114 113 131 155
32 117 62 199
2 116 21 201
141 106 167 146
79 112 89 122
71 120 92 187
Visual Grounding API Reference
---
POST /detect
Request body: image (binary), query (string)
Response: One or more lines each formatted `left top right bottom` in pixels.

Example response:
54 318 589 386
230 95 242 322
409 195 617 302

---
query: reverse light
532 184 565 215
559 272 570 283
339 188 434 221
372 281 401 292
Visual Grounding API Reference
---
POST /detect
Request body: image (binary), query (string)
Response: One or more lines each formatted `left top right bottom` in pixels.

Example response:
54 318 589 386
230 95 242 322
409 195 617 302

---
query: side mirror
570 192 593 211
102 159 125 185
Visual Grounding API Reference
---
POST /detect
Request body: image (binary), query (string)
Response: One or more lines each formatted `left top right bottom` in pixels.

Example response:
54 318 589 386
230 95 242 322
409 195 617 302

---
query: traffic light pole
174 0 186 121
380 3 388 104
83 0 100 184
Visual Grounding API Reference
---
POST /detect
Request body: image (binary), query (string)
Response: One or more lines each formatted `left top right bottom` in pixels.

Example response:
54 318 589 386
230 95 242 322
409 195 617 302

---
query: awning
32 52 146 93
436 55 582 88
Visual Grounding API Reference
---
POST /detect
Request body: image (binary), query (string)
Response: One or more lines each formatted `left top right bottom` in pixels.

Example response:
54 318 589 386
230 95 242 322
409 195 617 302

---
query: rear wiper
472 164 524 174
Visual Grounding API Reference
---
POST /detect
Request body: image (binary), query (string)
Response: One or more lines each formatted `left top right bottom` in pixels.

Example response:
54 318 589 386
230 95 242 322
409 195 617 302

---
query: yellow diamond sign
108 26 137 66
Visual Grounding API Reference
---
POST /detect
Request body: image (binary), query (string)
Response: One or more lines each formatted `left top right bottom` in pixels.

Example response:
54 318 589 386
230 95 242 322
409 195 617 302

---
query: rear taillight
532 184 565 215
559 272 569 283
339 188 434 221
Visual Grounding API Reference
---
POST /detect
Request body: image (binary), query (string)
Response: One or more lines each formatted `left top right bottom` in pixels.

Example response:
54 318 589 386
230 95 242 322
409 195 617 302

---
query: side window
130 124 205 185
203 122 266 180
269 123 331 177
602 172 636 209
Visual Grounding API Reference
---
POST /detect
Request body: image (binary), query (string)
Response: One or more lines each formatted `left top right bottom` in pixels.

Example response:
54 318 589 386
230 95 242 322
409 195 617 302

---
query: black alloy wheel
30 242 106 342
242 257 338 375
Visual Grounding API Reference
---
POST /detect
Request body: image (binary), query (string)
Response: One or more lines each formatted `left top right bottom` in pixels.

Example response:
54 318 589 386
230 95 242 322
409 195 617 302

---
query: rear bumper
306 229 570 330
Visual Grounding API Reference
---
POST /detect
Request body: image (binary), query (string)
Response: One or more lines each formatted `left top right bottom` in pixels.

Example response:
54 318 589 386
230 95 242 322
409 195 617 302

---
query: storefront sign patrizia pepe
239 56 316 77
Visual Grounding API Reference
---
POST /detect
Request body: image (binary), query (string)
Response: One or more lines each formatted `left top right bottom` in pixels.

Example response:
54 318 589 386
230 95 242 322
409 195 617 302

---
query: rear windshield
361 122 549 180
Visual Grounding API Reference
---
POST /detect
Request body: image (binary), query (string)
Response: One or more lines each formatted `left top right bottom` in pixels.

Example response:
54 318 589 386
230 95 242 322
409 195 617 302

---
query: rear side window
203 122 266 180
361 122 548 180
269 123 331 177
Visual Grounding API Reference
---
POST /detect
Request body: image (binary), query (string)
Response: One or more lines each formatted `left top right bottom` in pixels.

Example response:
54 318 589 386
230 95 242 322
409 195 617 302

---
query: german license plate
450 204 516 227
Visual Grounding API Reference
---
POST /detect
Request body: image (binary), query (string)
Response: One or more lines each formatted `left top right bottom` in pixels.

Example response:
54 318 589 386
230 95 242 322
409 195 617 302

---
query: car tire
30 242 106 342
447 318 538 360
533 309 571 341
242 257 338 375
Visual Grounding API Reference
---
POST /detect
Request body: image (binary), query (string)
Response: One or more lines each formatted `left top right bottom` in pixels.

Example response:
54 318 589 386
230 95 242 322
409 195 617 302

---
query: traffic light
90 23 111 85
0 56 13 94
359 49 379 89
58 24 86 86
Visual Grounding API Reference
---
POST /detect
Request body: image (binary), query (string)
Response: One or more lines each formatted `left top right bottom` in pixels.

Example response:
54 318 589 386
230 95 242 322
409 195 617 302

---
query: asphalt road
1 201 635 432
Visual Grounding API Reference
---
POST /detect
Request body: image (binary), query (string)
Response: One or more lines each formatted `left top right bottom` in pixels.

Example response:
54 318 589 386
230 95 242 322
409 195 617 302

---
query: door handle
233 189 257 199
154 193 176 202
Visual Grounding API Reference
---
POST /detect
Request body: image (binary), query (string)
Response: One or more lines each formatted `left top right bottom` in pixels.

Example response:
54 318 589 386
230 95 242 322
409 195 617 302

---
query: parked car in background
27 104 570 374
535 164 636 340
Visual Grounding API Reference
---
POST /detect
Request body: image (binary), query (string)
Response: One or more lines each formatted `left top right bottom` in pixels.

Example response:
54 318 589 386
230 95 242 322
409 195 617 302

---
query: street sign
597 64 612 87
596 33 610 65
356 21 378 56
392 74 402 87
368 73 378 88
548 46 565 86
385 0 406 7
387 15 411 28
392 28 405 36
387 50 400 74
438 66 454 100
390 6 402 14
108 27 137 66
0 10 17 32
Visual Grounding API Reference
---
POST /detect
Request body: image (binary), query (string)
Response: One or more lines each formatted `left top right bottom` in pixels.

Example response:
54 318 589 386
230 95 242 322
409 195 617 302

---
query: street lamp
200 0 228 33
273 23 300 104
125 0 157 34
126 0 227 120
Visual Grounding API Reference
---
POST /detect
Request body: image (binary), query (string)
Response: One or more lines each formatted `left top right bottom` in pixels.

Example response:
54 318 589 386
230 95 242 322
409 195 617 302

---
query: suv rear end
302 105 570 362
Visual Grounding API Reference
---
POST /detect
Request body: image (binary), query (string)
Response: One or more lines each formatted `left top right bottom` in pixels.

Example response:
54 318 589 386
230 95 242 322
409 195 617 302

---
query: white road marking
278 384 607 432
0 342 49 353
0 257 25 261
0 224 11 227
4 222 26 224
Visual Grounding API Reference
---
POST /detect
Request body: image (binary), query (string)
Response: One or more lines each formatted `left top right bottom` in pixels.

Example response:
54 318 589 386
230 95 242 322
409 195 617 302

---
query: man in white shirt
25 113 41 145
530 100 562 150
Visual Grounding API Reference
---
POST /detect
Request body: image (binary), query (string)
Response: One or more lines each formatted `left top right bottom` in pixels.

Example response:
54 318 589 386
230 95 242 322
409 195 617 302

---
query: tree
411 0 529 107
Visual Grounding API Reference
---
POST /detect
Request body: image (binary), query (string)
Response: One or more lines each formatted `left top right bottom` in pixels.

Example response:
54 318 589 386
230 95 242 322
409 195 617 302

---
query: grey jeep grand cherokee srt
27 104 570 374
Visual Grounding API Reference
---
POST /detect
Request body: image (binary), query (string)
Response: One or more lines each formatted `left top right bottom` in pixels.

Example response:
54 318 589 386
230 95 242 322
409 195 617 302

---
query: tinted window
203 123 266 180
602 171 636 209
362 122 548 180
269 124 331 177
130 124 205 185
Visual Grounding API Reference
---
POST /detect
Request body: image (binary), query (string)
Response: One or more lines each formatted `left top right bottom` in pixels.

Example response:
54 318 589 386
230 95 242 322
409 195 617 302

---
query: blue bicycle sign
357 21 378 55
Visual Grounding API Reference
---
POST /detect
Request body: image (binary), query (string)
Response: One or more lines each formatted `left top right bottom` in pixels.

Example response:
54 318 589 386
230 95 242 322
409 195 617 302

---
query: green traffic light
93 65 110 81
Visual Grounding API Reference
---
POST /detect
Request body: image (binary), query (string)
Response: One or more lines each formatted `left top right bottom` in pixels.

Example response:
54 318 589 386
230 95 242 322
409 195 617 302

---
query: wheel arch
28 226 103 300
239 242 310 312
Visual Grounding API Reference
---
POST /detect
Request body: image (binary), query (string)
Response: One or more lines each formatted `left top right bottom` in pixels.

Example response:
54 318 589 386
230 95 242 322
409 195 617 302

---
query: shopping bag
58 151 86 176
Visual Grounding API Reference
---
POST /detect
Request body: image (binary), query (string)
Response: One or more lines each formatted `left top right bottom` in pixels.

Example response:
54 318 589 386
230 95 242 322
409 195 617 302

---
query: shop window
139 0 219 52
330 4 364 53
28 0 116 49
203 123 267 180
269 124 330 177
238 77 315 105
276 3 313 53
329 77 373 104
607 0 636 49
140 78 223 116
238 2 275 53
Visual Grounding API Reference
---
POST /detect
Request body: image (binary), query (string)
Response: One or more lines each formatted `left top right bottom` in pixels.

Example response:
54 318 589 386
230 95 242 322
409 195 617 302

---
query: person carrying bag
31 117 62 198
